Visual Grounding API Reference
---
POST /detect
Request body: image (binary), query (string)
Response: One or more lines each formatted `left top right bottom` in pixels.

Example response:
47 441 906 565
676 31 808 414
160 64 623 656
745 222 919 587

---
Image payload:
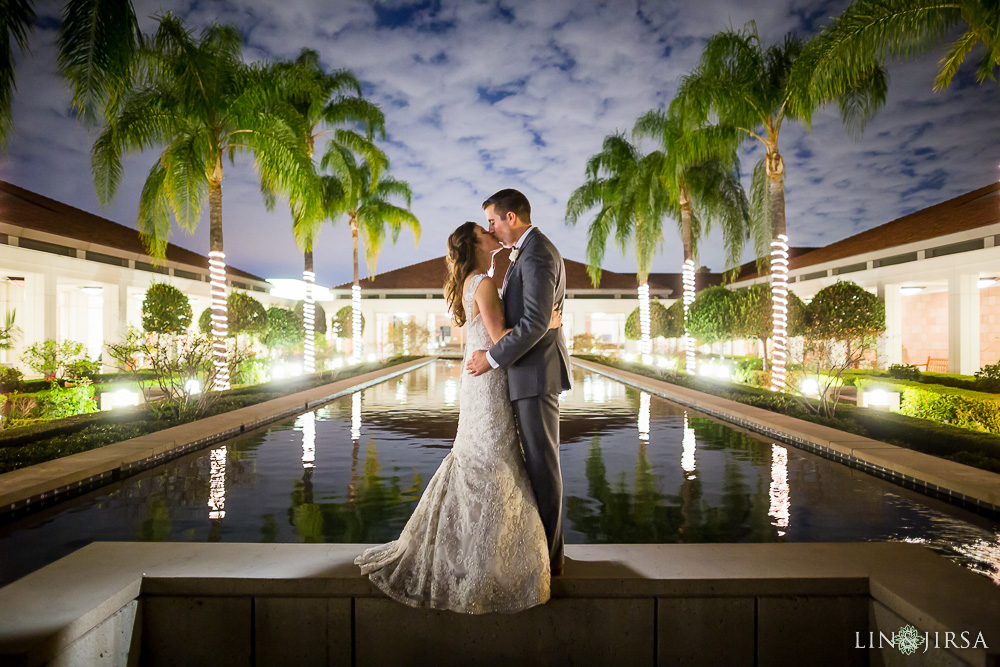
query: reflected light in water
300 411 316 469
208 447 227 520
395 379 408 405
681 413 696 477
351 392 362 441
582 375 623 404
955 532 1000 586
768 444 790 536
638 392 650 441
444 378 458 407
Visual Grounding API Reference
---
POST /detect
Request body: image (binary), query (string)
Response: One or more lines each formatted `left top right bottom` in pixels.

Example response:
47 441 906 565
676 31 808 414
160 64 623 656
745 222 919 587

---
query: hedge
574 355 1000 474
841 369 996 394
0 356 423 474
854 377 1000 433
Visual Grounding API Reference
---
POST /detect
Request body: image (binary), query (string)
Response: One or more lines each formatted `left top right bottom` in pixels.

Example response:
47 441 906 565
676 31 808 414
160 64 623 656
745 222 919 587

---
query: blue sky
2 0 998 286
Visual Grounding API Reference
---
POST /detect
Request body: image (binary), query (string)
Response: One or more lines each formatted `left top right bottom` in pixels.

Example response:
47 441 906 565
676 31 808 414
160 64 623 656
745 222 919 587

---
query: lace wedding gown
355 273 550 614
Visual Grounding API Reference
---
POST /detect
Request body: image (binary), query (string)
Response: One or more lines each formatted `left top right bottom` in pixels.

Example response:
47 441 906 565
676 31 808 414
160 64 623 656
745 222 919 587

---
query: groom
466 188 572 575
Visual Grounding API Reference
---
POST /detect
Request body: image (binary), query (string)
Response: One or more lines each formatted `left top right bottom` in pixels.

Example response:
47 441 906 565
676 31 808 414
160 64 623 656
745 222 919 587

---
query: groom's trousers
512 393 564 569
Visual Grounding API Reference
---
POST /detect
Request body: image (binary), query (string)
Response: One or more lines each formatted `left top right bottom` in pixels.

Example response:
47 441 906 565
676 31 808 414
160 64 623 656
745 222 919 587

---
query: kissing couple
355 188 572 613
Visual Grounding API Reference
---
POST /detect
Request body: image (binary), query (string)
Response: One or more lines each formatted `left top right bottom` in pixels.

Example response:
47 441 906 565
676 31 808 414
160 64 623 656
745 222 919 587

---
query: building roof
0 180 265 283
335 250 677 293
766 183 1000 277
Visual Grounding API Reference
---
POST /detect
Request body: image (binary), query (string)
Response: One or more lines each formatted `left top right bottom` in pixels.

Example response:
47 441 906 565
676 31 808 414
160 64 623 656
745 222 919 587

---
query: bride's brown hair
444 221 481 327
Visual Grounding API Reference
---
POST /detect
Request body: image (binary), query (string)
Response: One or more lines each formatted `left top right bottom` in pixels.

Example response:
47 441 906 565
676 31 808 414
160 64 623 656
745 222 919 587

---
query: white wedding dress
355 273 550 614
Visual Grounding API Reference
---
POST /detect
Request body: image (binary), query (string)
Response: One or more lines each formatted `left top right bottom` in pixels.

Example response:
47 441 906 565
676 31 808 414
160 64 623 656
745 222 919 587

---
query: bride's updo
444 221 480 327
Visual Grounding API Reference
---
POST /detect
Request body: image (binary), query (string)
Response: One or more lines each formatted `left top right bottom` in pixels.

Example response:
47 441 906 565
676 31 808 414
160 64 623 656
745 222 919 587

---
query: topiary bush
263 307 304 351
141 282 193 334
625 299 675 340
333 305 361 339
197 292 267 338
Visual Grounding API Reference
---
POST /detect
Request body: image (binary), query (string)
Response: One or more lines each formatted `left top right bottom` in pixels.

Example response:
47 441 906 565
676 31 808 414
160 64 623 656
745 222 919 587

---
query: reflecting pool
1 361 998 587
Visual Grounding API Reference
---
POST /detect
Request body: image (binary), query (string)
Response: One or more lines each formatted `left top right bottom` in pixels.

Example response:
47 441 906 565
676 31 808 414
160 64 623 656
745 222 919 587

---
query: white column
101 281 129 372
877 282 902 369
948 272 980 375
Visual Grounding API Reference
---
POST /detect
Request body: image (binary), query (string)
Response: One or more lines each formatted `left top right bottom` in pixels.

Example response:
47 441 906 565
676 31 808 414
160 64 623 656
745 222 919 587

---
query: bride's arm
475 279 563 346
475 278 507 345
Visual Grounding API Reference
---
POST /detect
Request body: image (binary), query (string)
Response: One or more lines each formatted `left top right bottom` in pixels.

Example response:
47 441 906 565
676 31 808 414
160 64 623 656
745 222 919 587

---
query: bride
355 221 559 614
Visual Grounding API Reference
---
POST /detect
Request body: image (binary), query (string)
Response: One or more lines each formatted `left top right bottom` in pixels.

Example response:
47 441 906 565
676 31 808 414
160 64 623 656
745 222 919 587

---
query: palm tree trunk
303 248 316 373
207 158 230 391
766 146 789 391
680 194 696 375
350 215 362 362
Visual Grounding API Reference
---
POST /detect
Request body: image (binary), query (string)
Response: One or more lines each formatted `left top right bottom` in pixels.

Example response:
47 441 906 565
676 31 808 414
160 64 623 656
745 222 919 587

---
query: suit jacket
489 228 572 401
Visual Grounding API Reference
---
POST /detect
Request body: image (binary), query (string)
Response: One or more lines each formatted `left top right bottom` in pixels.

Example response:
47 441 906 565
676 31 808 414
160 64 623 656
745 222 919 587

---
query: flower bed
0 356 421 474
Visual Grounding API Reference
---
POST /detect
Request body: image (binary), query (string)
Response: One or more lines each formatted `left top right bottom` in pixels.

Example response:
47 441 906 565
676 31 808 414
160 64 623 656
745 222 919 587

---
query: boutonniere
509 248 520 263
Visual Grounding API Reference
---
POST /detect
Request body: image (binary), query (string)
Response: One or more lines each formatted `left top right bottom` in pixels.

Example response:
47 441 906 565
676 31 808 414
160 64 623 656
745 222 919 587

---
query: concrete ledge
0 357 437 519
572 358 1000 517
0 542 997 666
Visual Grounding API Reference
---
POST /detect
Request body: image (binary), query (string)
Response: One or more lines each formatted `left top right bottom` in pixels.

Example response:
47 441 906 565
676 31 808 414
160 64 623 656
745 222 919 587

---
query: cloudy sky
3 0 998 287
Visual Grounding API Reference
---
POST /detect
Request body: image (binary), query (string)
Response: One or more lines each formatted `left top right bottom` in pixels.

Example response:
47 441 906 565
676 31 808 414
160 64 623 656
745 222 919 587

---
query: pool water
1 361 997 587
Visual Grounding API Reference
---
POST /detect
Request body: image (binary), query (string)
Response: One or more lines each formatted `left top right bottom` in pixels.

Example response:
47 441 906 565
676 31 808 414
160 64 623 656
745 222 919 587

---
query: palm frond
161 132 208 232
748 156 772 270
57 0 140 122
0 0 35 149
136 160 172 258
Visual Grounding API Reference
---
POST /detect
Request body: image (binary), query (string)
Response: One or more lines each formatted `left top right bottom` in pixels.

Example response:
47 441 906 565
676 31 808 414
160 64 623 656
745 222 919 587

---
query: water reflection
2 362 1000 589
299 412 316 470
681 413 696 478
208 447 227 520
768 445 790 537
638 392 650 442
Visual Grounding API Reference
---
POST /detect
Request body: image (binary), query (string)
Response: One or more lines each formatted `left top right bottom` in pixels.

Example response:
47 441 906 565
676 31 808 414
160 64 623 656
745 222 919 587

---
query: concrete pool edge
0 356 438 521
572 358 1000 518
0 542 996 666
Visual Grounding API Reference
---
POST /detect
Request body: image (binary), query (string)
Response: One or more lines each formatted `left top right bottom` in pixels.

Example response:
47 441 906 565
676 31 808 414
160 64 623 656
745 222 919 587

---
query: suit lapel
501 228 539 298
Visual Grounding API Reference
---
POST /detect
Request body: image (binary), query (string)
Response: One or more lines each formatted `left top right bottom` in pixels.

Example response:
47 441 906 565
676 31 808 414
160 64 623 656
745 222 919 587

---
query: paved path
573 357 1000 516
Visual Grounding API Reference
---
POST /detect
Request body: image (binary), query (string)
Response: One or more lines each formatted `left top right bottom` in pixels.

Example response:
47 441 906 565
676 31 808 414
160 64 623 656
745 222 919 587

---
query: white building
0 180 294 373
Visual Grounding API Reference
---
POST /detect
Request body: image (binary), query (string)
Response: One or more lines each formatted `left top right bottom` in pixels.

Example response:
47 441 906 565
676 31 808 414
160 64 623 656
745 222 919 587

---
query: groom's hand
466 350 493 376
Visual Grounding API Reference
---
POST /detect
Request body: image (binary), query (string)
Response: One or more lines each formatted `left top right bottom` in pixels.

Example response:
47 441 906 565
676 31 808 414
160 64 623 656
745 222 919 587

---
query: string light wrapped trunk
770 234 789 391
352 285 362 363
303 270 316 374
638 282 651 363
682 258 696 374
208 250 230 390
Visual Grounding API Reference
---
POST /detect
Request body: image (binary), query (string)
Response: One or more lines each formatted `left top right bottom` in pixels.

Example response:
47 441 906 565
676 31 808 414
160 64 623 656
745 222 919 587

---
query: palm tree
566 133 667 361
91 15 317 390
321 144 419 362
633 109 751 373
275 49 386 373
2 0 141 148
799 0 1000 96
674 22 887 390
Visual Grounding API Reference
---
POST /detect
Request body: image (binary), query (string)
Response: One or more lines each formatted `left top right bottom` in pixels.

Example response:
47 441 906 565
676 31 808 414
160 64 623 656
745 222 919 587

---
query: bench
917 356 949 373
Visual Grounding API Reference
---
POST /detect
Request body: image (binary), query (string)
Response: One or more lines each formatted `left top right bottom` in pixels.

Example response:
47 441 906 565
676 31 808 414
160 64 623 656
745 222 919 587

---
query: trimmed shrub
141 282 193 334
888 363 921 381
263 307 304 350
625 299 674 340
333 305 361 338
198 292 267 338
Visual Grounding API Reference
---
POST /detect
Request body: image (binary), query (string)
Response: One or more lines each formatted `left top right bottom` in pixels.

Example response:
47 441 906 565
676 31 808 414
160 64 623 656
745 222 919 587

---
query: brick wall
981 284 1000 367
900 291 948 367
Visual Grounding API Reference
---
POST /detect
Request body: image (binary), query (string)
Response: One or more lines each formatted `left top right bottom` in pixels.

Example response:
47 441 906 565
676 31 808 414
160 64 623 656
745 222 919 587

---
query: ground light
184 379 201 395
100 388 139 411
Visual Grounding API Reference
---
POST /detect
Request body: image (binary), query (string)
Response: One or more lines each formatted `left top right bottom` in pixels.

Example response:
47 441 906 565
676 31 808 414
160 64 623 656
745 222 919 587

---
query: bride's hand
549 306 563 330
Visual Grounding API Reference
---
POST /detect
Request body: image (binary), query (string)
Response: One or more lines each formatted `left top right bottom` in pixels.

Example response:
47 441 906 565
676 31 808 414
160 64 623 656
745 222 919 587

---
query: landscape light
770 234 789 392
623 352 635 362
303 270 316 374
715 364 731 380
208 250 230 391
184 379 201 395
100 388 139 411
799 378 819 396
682 259 696 374
657 356 673 369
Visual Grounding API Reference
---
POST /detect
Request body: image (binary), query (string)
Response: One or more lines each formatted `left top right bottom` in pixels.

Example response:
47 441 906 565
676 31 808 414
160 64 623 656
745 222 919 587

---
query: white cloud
2 0 997 288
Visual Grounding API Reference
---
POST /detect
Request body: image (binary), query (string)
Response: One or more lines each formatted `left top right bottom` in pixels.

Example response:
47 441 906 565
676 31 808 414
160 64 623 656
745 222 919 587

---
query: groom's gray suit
489 227 572 568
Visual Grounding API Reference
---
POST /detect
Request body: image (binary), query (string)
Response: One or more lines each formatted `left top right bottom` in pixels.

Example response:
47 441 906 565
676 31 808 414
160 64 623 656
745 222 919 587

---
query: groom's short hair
483 189 531 224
